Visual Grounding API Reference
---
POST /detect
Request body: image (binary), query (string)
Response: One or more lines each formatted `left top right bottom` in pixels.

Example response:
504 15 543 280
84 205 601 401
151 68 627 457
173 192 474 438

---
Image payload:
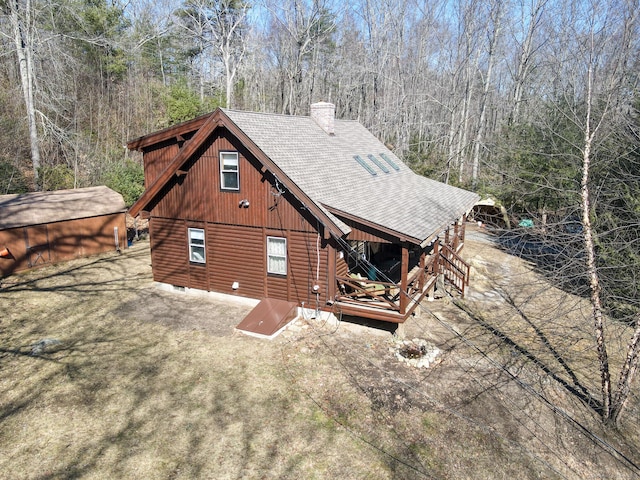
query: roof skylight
353 155 377 175
367 154 390 173
379 153 400 171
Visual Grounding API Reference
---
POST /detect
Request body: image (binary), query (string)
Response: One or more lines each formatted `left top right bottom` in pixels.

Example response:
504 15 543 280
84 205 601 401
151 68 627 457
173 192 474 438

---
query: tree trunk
573 0 639 425
610 314 640 425
509 0 547 125
9 0 41 187
224 46 235 108
457 63 473 184
581 129 612 420
471 0 502 189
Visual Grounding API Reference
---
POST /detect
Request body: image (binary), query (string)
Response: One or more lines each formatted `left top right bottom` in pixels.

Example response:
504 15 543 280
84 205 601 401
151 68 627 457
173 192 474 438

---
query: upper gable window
220 152 239 190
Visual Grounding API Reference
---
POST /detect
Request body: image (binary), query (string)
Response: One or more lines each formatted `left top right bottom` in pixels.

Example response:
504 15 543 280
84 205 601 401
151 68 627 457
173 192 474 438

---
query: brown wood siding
143 128 338 307
150 133 271 228
345 225 393 243
0 227 27 276
150 217 189 286
189 262 208 290
149 216 334 306
25 225 51 267
153 172 188 219
287 231 329 305
0 213 126 277
51 214 126 260
185 136 219 222
267 192 302 231
143 142 181 188
327 245 337 299
266 273 289 301
209 224 264 297
336 255 349 277
144 129 321 234
339 217 395 243
266 189 318 233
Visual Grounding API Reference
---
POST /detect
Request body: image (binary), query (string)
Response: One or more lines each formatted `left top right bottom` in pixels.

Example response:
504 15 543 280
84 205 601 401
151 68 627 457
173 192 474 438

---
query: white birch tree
3 0 41 186
549 0 640 424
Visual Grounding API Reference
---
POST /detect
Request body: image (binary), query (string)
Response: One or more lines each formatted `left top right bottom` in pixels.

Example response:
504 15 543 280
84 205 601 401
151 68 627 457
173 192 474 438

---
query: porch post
433 241 440 275
418 251 426 291
453 222 459 251
327 241 336 300
399 244 409 314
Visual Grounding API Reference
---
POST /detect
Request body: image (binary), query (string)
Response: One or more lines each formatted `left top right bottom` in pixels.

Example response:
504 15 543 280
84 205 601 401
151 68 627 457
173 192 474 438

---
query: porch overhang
324 206 423 246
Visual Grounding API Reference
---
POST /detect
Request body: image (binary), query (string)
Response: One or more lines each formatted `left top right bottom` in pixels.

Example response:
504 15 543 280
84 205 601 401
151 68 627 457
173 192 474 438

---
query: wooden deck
334 242 470 323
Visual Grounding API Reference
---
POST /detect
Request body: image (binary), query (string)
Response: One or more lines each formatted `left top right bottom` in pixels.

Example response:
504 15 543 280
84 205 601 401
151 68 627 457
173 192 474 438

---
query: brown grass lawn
1 230 639 479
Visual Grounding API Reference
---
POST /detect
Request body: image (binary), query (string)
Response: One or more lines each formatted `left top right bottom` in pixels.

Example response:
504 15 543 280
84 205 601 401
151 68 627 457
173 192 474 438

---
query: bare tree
507 0 548 125
263 0 336 115
174 0 216 101
206 0 249 108
470 0 504 188
548 0 639 424
3 0 41 186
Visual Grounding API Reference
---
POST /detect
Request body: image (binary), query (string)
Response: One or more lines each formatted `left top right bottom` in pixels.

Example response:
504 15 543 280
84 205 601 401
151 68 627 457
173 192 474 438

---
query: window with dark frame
188 228 206 263
220 151 239 190
267 236 287 275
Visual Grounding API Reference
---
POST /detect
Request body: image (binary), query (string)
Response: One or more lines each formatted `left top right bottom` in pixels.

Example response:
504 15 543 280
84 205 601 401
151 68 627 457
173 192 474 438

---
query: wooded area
1 0 639 424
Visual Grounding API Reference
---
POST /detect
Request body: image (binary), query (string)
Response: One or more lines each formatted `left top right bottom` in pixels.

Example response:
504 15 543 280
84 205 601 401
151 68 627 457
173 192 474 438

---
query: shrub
0 162 29 194
37 164 75 191
102 159 144 206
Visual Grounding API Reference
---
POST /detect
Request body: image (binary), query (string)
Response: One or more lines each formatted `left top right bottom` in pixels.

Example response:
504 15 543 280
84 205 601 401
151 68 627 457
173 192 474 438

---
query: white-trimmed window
267 236 287 275
188 228 206 263
220 151 239 190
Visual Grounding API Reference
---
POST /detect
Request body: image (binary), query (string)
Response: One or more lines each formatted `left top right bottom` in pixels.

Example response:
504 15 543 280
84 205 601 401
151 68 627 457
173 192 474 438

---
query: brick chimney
310 102 335 135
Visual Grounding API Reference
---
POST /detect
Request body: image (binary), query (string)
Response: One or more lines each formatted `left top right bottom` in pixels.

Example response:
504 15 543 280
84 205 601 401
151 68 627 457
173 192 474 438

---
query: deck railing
439 243 470 297
335 237 471 319
336 253 441 313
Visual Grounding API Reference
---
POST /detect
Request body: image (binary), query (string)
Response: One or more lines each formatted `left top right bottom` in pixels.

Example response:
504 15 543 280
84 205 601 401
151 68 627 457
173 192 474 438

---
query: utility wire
407 312 584 477
423 301 640 477
271 179 639 476
286 295 572 476
326 234 640 476
305 310 572 479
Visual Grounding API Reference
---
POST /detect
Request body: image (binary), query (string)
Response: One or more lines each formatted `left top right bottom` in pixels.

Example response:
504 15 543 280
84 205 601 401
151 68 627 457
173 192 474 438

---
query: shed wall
0 213 126 277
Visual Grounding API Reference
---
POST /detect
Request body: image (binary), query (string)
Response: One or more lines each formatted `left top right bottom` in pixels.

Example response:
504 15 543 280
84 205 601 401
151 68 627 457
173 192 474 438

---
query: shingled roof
0 186 126 230
129 106 479 245
221 108 479 244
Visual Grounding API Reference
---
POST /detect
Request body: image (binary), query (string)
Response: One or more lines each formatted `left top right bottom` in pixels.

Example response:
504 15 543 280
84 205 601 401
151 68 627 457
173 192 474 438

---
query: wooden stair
438 243 471 297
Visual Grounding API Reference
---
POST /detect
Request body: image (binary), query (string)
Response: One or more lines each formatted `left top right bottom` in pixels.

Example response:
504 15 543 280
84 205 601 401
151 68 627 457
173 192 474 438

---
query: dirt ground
1 226 639 479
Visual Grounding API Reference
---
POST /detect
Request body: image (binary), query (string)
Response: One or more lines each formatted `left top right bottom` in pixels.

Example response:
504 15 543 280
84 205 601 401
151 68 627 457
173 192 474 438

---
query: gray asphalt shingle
223 108 479 243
